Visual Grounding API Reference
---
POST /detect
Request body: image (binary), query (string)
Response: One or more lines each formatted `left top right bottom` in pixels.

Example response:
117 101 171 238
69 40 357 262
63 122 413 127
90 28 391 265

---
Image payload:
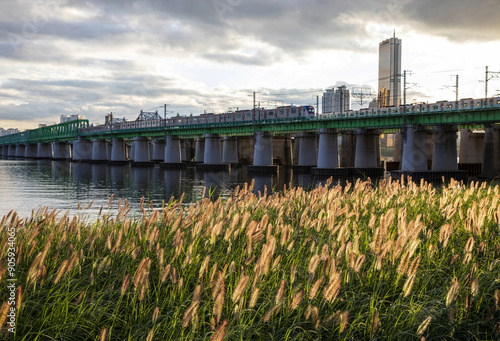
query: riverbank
1 178 500 339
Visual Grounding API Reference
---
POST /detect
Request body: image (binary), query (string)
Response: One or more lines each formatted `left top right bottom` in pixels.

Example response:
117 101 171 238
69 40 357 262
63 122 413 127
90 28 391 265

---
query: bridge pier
401 125 428 172
1 145 6 157
293 132 317 172
481 124 500 178
53 142 71 161
131 137 154 167
152 140 165 163
432 125 458 171
354 129 378 168
37 143 53 160
91 139 108 164
72 136 92 162
248 131 277 173
312 129 341 176
161 136 185 169
458 129 484 176
109 138 128 165
7 145 16 158
222 136 239 164
24 144 37 159
339 130 356 167
15 144 25 159
195 134 229 171
194 138 205 163
106 141 112 161
130 142 136 161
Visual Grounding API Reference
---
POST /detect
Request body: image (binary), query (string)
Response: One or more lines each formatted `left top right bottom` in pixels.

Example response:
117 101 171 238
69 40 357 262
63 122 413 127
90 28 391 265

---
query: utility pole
442 75 459 102
312 95 319 116
483 66 500 99
252 92 257 134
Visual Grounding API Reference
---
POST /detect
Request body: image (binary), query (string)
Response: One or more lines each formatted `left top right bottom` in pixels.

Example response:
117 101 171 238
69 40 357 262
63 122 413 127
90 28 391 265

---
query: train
82 96 500 133
321 97 500 118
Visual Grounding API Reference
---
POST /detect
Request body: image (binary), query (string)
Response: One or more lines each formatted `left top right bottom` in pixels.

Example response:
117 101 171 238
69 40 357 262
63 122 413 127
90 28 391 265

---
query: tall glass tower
378 36 402 108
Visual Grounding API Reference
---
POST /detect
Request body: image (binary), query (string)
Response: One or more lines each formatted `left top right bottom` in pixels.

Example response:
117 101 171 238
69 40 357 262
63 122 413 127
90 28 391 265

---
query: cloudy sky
1 0 500 130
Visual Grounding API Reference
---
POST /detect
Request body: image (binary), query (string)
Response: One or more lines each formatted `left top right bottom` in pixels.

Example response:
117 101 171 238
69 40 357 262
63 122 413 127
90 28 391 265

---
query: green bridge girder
1 108 499 146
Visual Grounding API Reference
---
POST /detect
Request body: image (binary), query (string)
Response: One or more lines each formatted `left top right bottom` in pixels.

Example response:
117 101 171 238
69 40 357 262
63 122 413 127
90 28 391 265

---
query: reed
1 179 500 340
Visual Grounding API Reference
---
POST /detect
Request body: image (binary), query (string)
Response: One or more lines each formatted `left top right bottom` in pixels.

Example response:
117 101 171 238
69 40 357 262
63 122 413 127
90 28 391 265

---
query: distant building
334 85 350 113
378 35 402 108
322 86 350 114
60 114 86 123
0 128 20 136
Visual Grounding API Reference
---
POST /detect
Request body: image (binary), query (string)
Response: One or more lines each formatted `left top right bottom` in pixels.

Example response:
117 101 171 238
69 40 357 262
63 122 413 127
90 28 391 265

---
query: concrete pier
72 136 92 162
248 131 277 173
109 138 128 165
194 138 205 163
15 144 25 158
459 129 484 163
53 142 71 161
222 136 238 164
1 145 6 157
7 145 16 158
106 141 112 161
149 141 154 162
339 130 356 167
316 129 339 169
131 137 154 167
91 139 108 164
481 124 500 178
354 129 378 168
432 125 458 171
196 134 229 171
401 125 428 171
25 144 37 159
152 140 165 163
130 142 136 162
161 136 186 169
37 143 53 159
295 132 317 172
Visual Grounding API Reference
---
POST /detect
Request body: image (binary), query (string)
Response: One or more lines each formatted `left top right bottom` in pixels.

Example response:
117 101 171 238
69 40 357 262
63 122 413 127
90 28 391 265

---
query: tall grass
1 177 500 340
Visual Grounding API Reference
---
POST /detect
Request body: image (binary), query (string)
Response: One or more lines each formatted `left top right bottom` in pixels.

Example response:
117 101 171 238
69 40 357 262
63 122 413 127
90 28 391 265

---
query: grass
1 177 500 340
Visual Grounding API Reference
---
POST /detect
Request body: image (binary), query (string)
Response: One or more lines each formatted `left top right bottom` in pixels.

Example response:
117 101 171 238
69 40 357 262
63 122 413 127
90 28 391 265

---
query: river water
0 159 359 218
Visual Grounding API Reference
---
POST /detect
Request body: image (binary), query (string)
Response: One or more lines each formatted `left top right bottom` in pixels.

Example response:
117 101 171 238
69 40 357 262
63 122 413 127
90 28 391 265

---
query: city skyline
0 0 500 130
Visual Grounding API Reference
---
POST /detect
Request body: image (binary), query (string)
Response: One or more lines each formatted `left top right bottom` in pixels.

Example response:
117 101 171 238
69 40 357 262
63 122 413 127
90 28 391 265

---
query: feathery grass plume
146 329 154 341
99 328 107 341
309 277 324 300
290 290 304 310
308 254 320 275
323 273 341 303
290 263 296 285
210 320 228 341
0 302 9 331
249 287 260 308
403 274 416 297
354 254 365 273
263 305 280 323
152 306 160 324
276 279 286 305
214 289 225 323
311 306 320 330
161 264 171 284
54 259 69 284
471 277 479 297
339 310 349 333
199 255 211 280
446 277 460 307
371 311 379 336
417 316 432 336
182 301 200 329
465 236 475 253
408 256 421 276
121 274 131 296
232 275 250 303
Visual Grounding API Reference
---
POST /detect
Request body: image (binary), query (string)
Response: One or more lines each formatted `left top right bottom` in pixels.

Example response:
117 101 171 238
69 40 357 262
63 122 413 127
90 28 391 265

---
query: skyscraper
321 86 350 114
378 35 402 108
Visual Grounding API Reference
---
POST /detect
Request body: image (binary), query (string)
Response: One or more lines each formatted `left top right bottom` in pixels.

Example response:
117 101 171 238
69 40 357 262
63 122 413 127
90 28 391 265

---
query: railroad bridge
2 102 500 180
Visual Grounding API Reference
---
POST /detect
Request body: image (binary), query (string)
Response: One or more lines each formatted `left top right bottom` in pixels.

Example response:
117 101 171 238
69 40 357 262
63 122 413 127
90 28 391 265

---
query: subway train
322 97 500 118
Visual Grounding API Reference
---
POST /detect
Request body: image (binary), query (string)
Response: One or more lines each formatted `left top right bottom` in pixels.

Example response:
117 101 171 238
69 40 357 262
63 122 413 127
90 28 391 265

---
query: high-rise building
378 35 402 108
321 86 350 114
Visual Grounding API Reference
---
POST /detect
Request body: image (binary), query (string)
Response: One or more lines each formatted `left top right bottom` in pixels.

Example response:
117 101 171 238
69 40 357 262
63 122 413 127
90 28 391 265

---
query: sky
1 0 500 130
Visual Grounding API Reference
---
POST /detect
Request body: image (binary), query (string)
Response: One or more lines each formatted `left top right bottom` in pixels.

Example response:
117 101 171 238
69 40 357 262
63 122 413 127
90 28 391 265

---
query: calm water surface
0 159 344 218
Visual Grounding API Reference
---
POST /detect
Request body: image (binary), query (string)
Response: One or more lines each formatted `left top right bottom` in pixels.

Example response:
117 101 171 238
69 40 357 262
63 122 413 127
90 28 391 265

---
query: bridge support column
24 144 37 159
152 140 165 163
1 145 7 157
160 136 185 169
222 136 238 164
481 124 500 178
401 125 428 171
53 142 71 161
130 142 136 161
106 141 112 161
195 134 229 171
432 125 458 171
354 129 379 168
317 129 338 169
8 145 16 157
72 136 92 162
339 130 356 167
132 137 154 167
149 141 154 161
109 138 128 165
194 138 205 162
91 139 108 164
248 131 277 173
459 129 484 163
37 143 53 159
394 132 404 163
15 144 25 158
292 132 317 172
